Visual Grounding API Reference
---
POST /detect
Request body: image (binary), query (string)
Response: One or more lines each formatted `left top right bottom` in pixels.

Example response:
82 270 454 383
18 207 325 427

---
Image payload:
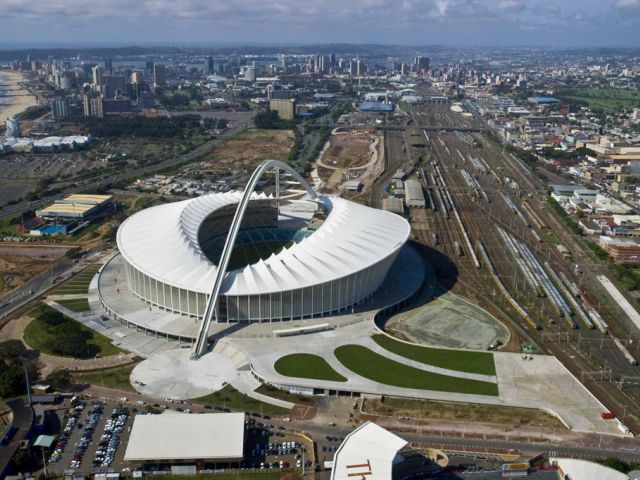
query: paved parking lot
45 398 135 476
40 397 315 476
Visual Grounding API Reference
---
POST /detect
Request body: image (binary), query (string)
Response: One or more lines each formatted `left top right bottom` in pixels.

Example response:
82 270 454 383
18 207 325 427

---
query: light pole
19 356 32 407
41 447 48 478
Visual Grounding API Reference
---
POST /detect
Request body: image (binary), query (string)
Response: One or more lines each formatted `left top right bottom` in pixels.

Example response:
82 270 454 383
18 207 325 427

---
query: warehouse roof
331 422 407 480
124 412 244 461
61 194 113 204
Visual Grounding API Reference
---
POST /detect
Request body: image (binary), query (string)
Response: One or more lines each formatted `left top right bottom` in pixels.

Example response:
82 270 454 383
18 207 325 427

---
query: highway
0 246 107 323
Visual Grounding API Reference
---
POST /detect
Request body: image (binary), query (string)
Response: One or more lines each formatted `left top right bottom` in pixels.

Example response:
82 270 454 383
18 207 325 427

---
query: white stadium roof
552 458 629 480
331 422 407 480
124 412 244 461
117 192 410 296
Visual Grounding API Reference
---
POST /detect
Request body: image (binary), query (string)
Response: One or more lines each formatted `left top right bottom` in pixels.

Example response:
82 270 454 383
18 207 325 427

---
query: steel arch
192 159 317 358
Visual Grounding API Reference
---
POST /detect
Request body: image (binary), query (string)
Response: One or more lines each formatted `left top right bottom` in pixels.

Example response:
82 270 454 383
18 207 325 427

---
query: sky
0 0 639 49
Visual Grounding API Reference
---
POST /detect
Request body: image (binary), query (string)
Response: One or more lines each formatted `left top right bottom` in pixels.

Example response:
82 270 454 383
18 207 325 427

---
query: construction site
312 127 384 196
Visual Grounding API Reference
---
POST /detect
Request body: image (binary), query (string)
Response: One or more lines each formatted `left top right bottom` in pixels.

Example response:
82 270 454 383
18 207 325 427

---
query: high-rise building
50 98 71 121
131 71 143 84
5 117 21 138
83 94 104 118
104 57 113 74
413 56 430 73
204 56 214 75
153 64 166 88
400 63 408 76
145 61 154 72
356 59 365 77
269 98 296 120
319 55 330 73
349 59 358 77
244 66 256 82
92 65 103 86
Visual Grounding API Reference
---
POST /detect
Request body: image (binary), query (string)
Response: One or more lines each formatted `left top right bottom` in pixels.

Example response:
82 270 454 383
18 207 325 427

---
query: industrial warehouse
35 194 114 222
124 413 245 465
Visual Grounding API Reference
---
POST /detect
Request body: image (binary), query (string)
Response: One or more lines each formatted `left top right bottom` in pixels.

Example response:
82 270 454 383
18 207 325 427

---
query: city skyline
0 0 639 48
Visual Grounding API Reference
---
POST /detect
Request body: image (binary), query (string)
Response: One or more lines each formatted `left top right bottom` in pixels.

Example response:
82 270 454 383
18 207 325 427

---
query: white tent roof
117 192 410 295
331 422 407 480
552 458 629 480
124 412 244 461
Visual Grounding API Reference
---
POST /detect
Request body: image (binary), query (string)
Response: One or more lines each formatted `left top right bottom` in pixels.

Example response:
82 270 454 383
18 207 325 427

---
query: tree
255 109 281 129
0 340 26 359
0 366 26 397
37 309 66 327
45 369 72 390
50 331 94 358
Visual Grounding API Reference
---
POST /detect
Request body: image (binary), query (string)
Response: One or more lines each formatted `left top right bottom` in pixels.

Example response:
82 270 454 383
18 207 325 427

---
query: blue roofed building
358 102 395 112
528 96 561 104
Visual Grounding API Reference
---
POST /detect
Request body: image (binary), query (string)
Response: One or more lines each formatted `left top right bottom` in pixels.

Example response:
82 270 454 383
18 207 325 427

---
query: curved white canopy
117 192 410 296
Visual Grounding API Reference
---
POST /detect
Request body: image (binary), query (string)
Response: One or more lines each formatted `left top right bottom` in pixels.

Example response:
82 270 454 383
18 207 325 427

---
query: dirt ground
320 130 373 169
0 253 52 294
314 128 383 194
362 397 565 429
195 128 296 174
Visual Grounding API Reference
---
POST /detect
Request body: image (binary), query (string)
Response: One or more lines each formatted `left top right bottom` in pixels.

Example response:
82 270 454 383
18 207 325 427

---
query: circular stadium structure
116 161 411 332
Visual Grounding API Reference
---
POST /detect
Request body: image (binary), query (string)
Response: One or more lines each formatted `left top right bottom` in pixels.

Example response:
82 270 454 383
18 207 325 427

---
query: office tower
413 56 430 73
356 59 365 77
105 57 113 74
349 59 358 77
50 98 71 121
145 61 154 72
204 56 214 75
153 64 166 88
92 65 103 86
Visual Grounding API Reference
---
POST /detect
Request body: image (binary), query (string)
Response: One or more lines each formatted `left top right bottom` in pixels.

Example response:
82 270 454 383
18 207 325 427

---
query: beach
0 70 38 128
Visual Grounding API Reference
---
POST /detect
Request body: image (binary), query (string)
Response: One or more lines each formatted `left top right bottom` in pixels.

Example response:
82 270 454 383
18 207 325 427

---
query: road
0 246 106 322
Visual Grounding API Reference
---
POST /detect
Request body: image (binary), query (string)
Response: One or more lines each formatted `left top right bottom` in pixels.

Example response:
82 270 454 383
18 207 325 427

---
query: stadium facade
116 162 410 325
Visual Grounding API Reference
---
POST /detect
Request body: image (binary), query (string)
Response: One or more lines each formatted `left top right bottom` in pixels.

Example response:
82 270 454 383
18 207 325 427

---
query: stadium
115 160 411 335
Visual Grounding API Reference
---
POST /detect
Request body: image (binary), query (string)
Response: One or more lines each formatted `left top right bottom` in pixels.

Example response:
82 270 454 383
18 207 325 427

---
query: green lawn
52 265 100 295
74 364 136 391
55 298 90 312
274 353 347 382
372 334 496 376
557 88 640 113
195 385 289 416
24 304 124 358
334 345 499 396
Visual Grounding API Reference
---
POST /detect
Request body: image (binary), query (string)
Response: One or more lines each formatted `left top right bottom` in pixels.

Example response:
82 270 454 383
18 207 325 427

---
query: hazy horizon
0 0 638 49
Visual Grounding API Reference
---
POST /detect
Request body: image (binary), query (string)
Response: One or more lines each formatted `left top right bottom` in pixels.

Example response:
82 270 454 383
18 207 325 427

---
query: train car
613 337 638 366
454 240 464 256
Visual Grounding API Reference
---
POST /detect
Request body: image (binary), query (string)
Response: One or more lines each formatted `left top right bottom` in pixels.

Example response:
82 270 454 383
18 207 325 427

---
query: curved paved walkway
0 309 136 377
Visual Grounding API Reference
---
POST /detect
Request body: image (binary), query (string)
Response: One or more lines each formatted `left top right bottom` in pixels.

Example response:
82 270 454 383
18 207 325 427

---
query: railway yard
369 89 640 435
